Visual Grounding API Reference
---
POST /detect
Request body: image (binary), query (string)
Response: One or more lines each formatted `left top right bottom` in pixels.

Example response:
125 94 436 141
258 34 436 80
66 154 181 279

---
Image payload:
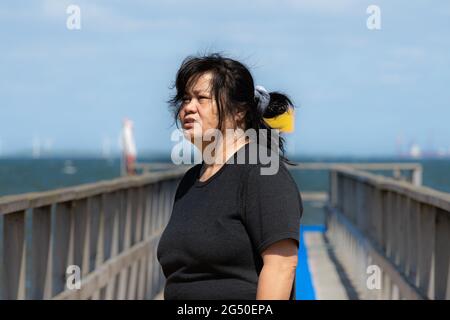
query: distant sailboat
409 143 422 159
32 137 41 159
120 118 137 175
62 160 77 175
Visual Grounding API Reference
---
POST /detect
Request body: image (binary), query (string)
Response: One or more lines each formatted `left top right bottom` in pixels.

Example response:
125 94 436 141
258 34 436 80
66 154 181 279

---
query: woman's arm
256 239 298 300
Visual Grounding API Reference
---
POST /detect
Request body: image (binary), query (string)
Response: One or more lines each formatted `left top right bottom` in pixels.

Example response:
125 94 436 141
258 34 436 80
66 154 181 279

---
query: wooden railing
0 168 187 300
287 162 422 185
326 166 450 300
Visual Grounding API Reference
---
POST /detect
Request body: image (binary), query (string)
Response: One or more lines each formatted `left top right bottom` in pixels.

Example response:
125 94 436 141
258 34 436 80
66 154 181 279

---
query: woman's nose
183 99 198 114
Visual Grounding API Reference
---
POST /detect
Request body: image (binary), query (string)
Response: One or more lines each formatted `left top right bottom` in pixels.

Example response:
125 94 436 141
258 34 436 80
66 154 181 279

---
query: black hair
168 53 296 164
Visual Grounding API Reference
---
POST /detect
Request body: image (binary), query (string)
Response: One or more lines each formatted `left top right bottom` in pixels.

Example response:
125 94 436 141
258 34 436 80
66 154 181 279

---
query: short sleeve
242 163 303 255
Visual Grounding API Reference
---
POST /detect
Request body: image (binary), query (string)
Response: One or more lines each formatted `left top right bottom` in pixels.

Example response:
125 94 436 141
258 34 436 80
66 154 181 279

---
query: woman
156 54 303 300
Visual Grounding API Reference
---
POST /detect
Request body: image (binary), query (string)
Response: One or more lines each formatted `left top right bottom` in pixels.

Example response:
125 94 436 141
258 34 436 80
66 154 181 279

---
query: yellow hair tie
263 108 295 133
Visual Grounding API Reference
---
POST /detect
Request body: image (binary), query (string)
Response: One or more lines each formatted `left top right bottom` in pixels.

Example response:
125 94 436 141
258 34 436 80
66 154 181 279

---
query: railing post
406 200 419 285
88 196 102 274
137 186 150 300
128 188 142 299
105 192 120 300
91 195 105 300
417 204 436 299
72 199 88 276
117 189 132 300
1 210 27 300
52 202 72 296
329 170 338 208
412 166 422 187
434 208 450 299
393 168 401 180
30 205 52 299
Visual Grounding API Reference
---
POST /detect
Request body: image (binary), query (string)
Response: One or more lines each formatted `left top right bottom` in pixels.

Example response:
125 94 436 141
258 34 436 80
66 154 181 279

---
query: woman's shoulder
244 160 296 186
240 160 304 219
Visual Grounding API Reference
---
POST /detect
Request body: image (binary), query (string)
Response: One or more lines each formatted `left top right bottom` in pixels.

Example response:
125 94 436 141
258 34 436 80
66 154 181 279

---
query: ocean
1 157 449 196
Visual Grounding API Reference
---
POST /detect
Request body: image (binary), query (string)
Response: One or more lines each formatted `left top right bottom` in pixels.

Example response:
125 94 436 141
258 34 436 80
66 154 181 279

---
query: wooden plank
398 195 411 275
127 260 139 300
1 210 26 299
72 199 88 275
146 246 155 299
140 185 153 299
383 191 392 258
117 188 132 300
81 198 92 277
92 195 105 300
102 193 115 262
105 192 120 300
336 172 343 212
129 191 143 300
434 208 450 299
132 190 148 301
137 255 148 300
30 205 52 299
161 181 169 227
159 181 167 230
142 185 152 239
135 187 144 243
392 193 401 267
151 183 160 234
417 204 436 299
52 202 72 296
412 167 423 186
406 200 420 286
88 196 101 273
329 170 338 207
129 188 138 247
146 185 158 299
372 188 383 248
118 190 127 253
361 183 371 234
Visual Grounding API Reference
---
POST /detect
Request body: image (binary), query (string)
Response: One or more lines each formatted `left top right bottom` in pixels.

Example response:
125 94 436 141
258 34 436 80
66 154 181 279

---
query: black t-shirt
156 143 303 300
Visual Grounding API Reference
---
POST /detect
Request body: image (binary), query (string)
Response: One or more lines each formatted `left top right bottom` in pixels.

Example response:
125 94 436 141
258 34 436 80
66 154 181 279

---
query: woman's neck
201 133 249 168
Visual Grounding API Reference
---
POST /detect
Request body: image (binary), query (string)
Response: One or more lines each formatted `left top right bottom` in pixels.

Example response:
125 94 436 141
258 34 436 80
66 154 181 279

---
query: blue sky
0 0 449 157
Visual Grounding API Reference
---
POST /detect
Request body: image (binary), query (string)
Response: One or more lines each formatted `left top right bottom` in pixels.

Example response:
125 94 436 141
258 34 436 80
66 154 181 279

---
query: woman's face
179 72 219 144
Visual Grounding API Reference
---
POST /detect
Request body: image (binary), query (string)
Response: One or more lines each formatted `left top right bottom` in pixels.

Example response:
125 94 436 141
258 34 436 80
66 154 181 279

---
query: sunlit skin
179 72 248 175
178 72 298 300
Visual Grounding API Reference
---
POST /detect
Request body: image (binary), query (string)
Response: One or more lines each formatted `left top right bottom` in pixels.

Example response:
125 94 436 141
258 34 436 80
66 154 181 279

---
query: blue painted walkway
295 225 326 300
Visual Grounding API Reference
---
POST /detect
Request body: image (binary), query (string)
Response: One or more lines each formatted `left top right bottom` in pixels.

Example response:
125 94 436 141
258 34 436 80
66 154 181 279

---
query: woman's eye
199 96 211 101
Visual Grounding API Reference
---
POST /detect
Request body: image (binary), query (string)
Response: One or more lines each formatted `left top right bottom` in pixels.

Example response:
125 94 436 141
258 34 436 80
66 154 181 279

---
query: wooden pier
0 162 449 300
